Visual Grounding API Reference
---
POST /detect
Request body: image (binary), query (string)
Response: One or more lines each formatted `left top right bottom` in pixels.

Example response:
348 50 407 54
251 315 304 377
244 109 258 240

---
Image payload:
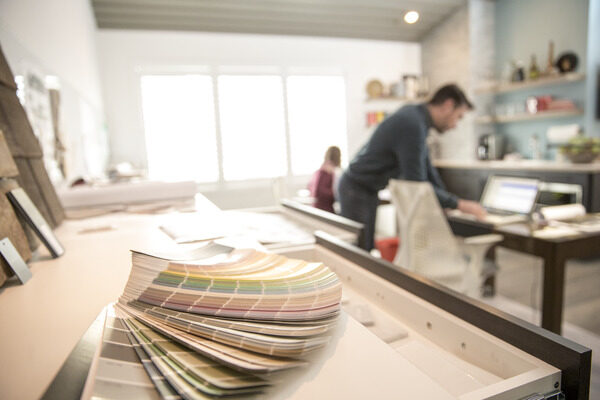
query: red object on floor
375 237 400 262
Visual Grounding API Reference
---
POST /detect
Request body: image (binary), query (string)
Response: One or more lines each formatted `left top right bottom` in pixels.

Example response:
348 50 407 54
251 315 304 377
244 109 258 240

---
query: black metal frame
315 231 591 399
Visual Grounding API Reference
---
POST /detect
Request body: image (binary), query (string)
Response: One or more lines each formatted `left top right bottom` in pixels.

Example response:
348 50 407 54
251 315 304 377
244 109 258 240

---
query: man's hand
457 199 487 220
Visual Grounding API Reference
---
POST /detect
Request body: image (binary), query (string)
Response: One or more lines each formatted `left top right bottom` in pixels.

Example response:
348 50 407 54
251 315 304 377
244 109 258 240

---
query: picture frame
7 187 64 258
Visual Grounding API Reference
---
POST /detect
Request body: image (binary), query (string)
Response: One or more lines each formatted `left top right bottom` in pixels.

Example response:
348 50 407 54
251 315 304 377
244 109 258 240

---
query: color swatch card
86 242 342 398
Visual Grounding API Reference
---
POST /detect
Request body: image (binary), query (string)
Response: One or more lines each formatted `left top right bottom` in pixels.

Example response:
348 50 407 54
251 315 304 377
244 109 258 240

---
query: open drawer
276 232 591 399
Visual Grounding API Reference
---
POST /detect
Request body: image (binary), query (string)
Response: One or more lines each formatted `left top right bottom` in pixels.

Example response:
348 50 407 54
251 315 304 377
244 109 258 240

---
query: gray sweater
345 103 458 209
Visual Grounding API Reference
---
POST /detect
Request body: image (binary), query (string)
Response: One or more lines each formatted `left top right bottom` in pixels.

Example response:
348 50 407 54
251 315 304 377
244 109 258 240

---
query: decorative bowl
559 137 600 163
564 151 599 163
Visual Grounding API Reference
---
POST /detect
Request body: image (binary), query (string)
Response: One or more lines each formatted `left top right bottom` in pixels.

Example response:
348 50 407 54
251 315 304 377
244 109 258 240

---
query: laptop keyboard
485 208 515 216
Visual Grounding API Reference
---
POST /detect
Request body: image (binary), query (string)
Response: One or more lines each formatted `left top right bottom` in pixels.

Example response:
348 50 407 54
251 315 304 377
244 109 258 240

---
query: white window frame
137 65 348 188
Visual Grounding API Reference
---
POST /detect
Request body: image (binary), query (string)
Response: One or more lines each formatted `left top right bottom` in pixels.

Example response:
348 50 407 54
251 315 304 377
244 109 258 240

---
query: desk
448 216 600 335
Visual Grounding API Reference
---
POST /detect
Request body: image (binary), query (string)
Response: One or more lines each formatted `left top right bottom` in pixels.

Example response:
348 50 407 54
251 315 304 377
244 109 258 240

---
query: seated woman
308 146 341 213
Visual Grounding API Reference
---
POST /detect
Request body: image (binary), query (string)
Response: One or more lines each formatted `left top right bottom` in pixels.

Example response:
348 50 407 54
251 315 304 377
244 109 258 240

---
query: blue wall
586 0 600 137
494 0 590 158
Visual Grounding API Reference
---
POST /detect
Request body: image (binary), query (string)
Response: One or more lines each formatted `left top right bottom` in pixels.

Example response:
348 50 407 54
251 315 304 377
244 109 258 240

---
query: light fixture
404 10 419 24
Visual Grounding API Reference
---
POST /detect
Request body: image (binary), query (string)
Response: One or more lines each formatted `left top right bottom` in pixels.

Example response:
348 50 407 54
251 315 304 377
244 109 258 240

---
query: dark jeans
338 174 379 251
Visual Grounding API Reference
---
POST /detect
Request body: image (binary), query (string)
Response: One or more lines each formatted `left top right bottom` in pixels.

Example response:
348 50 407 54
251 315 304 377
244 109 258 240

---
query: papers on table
536 212 600 237
533 226 581 239
160 211 314 246
85 242 342 398
565 218 600 233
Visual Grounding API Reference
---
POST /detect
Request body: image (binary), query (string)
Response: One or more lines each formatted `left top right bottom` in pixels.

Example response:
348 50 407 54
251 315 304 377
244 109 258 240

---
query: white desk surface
0 211 454 399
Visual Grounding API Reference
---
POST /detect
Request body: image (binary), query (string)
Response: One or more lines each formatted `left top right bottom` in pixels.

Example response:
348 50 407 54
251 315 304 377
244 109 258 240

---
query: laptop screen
481 176 540 214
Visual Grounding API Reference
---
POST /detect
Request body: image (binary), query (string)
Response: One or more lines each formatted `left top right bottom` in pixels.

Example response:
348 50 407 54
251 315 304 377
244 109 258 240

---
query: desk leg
541 252 566 335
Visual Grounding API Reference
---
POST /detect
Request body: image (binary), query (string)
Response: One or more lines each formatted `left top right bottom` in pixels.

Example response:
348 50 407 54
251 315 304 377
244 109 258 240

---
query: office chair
388 179 502 296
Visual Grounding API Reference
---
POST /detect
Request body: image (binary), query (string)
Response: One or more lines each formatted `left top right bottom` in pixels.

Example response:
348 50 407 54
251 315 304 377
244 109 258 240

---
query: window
140 75 219 182
286 75 347 175
217 75 287 181
140 72 348 182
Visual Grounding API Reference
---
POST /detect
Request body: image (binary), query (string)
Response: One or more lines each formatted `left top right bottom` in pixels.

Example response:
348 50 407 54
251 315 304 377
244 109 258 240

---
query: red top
309 164 336 213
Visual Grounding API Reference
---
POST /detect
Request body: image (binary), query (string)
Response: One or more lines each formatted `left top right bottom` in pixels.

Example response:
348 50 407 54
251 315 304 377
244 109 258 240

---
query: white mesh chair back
389 179 466 285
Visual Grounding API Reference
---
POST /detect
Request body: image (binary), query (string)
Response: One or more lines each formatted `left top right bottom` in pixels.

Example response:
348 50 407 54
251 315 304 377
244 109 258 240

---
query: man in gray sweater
339 84 486 251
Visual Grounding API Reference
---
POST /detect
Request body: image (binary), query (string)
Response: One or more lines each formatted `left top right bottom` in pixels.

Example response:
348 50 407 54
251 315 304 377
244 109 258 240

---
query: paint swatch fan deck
82 243 342 399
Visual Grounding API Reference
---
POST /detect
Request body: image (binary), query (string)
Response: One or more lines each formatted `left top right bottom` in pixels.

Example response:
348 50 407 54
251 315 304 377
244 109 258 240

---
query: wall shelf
365 96 427 102
475 72 586 95
475 109 584 124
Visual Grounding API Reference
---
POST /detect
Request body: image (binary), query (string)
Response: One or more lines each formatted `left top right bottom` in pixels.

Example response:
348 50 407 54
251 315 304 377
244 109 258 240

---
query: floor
483 248 600 399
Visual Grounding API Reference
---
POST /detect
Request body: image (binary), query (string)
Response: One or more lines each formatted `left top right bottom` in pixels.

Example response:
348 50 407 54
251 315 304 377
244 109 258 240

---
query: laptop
479 176 540 225
449 175 540 225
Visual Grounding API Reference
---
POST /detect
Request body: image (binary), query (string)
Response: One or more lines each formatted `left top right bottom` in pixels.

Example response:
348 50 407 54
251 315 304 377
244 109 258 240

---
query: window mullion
212 72 225 183
281 74 293 177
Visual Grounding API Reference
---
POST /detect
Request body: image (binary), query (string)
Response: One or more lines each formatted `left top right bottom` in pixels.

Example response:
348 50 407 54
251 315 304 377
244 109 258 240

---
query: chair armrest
458 234 503 263
462 234 503 246
458 234 503 296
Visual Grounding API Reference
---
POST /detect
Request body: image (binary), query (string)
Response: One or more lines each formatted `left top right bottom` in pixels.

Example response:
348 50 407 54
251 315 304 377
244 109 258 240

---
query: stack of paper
85 243 342 399
160 211 314 246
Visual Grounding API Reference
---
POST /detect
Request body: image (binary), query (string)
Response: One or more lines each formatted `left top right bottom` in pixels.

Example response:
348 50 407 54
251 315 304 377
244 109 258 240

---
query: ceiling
91 0 466 42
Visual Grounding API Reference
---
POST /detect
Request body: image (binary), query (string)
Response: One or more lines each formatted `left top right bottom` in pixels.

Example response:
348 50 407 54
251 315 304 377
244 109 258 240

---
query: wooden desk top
448 215 600 264
448 214 600 242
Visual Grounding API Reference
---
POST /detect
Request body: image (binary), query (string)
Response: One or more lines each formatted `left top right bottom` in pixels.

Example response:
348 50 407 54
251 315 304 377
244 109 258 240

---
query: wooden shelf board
476 73 585 95
475 109 584 124
365 96 427 102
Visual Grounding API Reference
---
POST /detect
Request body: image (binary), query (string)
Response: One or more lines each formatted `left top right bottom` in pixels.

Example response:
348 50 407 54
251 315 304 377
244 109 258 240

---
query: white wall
469 0 496 139
421 4 476 161
0 0 108 179
96 30 420 208
420 1 496 161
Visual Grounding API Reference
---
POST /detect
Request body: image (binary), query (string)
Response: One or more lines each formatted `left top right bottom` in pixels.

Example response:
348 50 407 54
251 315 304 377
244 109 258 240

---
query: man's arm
425 151 486 218
395 120 458 209
394 116 486 219
457 198 487 219
425 155 458 209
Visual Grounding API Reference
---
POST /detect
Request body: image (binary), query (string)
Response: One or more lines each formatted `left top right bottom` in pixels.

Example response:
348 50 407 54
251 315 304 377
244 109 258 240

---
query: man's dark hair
428 84 474 110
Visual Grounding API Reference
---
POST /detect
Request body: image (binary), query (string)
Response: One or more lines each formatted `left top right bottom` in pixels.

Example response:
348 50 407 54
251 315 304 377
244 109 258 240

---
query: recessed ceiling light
404 11 420 24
